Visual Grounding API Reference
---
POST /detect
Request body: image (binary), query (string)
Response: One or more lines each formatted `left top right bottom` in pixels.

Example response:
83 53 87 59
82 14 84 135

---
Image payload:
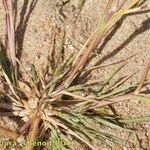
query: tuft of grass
0 1 150 150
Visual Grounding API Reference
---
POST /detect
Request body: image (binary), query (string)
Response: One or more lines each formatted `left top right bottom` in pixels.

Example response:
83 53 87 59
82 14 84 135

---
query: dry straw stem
25 116 41 150
0 126 19 139
125 3 150 14
91 93 132 109
62 90 98 102
135 60 150 95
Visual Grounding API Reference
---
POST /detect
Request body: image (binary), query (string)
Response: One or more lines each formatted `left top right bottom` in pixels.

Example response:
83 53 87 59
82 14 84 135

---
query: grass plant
0 0 150 150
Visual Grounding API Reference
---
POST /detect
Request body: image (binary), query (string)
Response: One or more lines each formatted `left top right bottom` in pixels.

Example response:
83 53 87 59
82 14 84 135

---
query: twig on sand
135 60 150 95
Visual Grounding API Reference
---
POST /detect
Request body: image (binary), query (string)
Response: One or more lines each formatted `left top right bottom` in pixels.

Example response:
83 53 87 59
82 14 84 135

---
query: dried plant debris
0 0 150 150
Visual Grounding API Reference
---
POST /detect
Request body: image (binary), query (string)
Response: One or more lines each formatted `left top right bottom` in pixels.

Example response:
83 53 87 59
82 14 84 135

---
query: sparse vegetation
0 0 150 150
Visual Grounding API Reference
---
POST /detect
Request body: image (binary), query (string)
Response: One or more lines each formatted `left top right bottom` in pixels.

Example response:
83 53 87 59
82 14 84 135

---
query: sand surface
0 0 150 149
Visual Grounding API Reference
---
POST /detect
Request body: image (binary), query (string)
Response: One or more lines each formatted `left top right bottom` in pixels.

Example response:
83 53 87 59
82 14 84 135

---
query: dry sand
0 0 150 149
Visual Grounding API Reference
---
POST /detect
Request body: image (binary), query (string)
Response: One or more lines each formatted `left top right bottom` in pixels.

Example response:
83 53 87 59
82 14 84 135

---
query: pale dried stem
0 126 19 139
25 116 41 150
72 28 98 66
125 4 150 14
135 60 150 95
62 91 98 102
91 87 149 109
91 94 132 109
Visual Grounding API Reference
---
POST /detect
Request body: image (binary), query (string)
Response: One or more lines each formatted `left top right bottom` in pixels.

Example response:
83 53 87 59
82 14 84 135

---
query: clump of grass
0 0 150 150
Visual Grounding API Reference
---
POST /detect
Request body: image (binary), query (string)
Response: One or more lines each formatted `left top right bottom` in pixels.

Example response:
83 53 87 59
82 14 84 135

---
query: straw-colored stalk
135 60 150 94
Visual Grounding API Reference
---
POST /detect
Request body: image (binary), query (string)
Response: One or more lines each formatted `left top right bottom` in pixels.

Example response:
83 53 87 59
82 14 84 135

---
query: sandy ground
0 0 150 150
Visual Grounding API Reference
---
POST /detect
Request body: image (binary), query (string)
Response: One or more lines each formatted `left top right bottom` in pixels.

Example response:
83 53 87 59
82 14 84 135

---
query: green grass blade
97 83 136 99
95 64 125 93
94 116 133 132
119 116 150 124
0 47 13 81
132 95 150 103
